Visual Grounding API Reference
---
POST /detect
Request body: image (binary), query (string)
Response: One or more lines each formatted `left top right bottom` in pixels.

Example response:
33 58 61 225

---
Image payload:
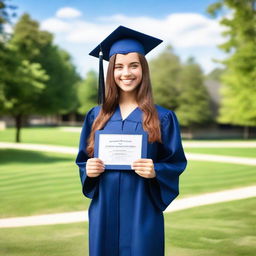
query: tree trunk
243 126 249 139
188 127 193 139
15 114 22 143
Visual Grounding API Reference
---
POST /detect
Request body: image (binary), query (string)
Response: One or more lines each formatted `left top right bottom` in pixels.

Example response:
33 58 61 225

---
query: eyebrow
115 61 140 66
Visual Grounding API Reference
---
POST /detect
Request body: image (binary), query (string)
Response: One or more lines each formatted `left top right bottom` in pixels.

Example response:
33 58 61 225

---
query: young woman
76 26 187 256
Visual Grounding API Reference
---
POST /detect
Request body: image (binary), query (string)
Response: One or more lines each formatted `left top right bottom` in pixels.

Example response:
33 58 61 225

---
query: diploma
94 131 148 170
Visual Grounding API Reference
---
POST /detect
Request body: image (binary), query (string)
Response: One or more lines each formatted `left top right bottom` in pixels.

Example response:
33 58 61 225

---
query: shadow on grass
0 149 73 164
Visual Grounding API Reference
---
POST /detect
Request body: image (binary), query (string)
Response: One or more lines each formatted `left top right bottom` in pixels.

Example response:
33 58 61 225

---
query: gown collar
111 104 142 122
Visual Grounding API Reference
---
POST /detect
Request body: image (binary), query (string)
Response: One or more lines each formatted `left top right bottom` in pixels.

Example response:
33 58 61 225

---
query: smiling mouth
121 79 134 84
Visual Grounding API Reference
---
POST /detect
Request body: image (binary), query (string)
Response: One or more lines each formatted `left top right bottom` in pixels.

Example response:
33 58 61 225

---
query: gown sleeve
148 110 187 212
75 107 100 199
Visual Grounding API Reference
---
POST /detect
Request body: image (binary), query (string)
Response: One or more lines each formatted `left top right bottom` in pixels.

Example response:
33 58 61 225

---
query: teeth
122 79 133 84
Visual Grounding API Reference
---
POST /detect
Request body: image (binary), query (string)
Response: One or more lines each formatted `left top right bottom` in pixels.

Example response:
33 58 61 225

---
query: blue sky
10 0 228 77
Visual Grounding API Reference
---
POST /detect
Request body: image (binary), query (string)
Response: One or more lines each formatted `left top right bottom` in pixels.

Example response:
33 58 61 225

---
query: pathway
0 141 255 228
0 185 255 228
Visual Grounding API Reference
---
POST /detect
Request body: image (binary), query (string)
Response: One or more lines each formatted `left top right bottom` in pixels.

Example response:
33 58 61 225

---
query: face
114 52 142 94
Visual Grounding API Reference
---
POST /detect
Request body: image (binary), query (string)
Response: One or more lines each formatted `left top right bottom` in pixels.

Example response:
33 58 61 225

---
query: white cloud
65 21 113 43
56 7 82 19
41 18 71 33
41 12 226 47
40 12 228 75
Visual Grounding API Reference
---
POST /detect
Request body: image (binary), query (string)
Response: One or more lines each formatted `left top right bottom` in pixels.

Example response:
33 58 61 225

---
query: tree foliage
77 70 98 114
176 58 213 128
0 13 80 142
149 47 213 128
150 46 181 110
207 0 256 131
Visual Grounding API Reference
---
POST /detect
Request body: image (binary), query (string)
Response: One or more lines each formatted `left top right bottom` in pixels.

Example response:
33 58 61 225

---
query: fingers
134 169 155 178
133 158 153 163
132 160 153 170
86 158 105 177
88 158 104 164
132 159 155 178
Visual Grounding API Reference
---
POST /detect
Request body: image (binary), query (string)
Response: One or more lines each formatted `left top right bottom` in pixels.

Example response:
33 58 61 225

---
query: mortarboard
89 25 163 105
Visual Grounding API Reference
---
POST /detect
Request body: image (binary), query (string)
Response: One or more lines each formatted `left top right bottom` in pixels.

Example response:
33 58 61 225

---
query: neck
119 91 138 106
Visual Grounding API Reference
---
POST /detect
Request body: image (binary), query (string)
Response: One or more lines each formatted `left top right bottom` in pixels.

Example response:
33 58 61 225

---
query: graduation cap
89 25 163 105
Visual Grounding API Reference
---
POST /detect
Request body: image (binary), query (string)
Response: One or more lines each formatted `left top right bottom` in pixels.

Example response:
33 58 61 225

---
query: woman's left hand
132 158 156 178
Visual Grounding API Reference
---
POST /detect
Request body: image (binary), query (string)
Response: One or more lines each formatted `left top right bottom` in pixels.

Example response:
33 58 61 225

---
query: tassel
98 48 105 105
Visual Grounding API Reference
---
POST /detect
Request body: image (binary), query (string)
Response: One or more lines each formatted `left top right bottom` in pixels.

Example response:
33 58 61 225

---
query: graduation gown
75 104 187 256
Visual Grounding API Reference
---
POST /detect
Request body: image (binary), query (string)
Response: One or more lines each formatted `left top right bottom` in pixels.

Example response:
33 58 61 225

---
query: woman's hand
86 158 105 178
132 158 156 178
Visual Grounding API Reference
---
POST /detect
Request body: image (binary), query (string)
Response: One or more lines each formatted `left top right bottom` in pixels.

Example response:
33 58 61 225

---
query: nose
122 66 131 76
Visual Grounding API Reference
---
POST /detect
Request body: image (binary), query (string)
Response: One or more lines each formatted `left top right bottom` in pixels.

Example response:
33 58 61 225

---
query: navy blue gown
75 104 187 256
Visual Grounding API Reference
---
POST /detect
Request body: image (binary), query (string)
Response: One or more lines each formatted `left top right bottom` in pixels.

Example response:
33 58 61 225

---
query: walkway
0 141 255 228
0 185 255 228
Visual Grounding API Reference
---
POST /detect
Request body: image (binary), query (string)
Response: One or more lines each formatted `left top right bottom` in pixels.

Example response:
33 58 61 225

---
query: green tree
150 46 182 110
0 0 17 36
206 68 225 81
2 60 48 142
207 0 256 138
176 57 213 132
77 70 98 114
36 45 80 115
1 13 80 142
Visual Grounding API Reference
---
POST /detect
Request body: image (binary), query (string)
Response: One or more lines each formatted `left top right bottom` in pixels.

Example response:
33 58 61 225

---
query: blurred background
0 0 255 255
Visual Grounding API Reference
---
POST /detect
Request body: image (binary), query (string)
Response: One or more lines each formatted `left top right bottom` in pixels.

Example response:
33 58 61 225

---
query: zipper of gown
121 120 124 130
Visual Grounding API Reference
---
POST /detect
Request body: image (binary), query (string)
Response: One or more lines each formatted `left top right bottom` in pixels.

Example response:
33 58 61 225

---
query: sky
9 0 229 77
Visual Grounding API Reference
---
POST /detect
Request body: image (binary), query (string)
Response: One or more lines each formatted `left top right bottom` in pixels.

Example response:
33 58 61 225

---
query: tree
0 0 17 36
2 60 48 142
207 0 256 138
175 57 213 133
36 45 80 115
1 13 80 142
206 68 225 81
149 46 182 110
77 70 98 114
0 0 17 110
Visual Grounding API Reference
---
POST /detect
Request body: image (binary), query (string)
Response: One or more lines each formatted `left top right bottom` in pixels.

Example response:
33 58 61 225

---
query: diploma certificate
94 131 148 170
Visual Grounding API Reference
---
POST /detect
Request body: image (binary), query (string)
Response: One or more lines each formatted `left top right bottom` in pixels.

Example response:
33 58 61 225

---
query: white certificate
98 134 142 165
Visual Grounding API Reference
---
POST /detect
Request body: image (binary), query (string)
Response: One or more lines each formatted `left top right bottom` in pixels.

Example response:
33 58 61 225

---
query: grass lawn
164 197 256 256
0 127 80 147
179 160 256 197
0 198 255 256
1 127 256 147
0 149 90 218
184 148 256 158
0 149 255 218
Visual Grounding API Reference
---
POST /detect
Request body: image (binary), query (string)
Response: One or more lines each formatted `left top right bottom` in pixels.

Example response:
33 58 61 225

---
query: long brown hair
86 53 162 157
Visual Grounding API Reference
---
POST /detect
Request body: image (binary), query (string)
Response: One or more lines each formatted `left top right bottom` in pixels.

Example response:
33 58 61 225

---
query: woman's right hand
86 158 105 178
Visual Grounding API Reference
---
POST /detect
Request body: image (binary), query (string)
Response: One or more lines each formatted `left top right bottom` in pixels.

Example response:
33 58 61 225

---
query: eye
114 65 122 70
131 64 139 69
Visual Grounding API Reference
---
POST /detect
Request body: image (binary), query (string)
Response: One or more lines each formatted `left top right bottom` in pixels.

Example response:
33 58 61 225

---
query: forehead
115 52 140 64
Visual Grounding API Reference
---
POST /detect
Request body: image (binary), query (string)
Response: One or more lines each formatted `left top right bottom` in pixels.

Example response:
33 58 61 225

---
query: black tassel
98 49 105 105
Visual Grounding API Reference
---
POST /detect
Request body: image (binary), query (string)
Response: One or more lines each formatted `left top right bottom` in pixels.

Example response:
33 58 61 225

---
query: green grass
0 198 255 256
164 197 256 256
0 222 89 256
1 127 256 147
0 127 80 147
184 148 256 158
179 160 255 197
0 149 90 218
0 149 255 217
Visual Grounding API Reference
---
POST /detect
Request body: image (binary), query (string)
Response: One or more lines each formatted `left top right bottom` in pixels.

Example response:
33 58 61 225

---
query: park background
0 0 255 255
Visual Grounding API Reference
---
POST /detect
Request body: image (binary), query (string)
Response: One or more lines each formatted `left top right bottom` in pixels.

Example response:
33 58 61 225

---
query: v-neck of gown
117 104 139 122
